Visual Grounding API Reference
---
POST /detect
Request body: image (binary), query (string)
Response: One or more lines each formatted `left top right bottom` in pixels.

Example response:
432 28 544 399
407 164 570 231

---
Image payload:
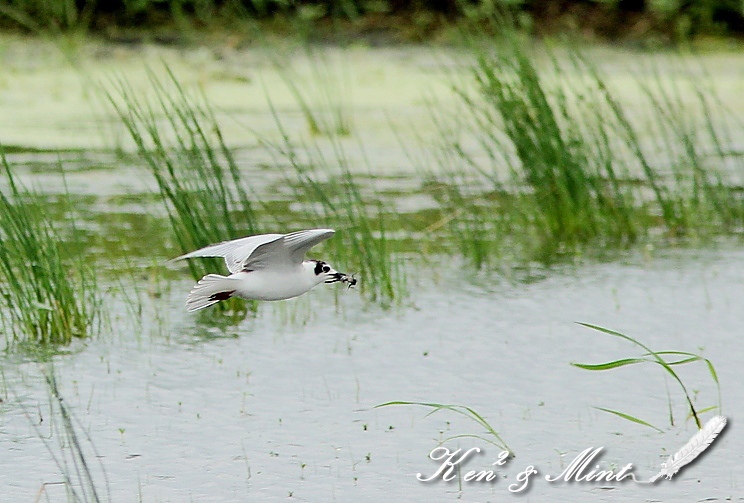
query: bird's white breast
228 267 316 301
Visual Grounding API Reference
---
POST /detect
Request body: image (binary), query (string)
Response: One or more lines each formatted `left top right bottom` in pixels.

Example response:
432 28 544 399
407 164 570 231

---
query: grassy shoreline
2 1 744 46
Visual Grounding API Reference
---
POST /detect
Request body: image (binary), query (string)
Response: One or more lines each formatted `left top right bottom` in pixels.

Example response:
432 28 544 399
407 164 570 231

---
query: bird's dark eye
323 265 330 273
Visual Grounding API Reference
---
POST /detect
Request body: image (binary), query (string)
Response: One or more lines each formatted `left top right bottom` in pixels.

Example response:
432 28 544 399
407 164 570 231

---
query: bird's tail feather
186 274 238 312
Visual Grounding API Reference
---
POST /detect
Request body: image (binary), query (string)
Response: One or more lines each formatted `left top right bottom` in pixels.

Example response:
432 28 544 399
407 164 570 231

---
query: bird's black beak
325 272 344 284
326 272 357 288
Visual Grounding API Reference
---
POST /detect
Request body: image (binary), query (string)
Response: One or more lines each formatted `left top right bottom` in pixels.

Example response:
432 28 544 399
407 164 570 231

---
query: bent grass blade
573 323 722 430
375 400 511 453
593 407 664 434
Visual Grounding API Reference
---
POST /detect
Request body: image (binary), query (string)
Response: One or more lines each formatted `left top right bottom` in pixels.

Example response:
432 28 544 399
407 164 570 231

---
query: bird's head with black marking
305 259 356 287
312 260 340 283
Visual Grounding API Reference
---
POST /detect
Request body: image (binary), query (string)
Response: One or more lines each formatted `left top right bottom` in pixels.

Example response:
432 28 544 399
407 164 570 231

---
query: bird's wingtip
300 228 335 238
165 252 190 265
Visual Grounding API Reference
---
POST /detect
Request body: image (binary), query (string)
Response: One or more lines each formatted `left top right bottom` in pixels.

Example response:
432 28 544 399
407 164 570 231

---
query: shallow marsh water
0 36 743 501
2 246 742 501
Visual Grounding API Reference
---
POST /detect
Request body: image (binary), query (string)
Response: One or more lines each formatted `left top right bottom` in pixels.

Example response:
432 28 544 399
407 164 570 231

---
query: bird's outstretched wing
170 233 283 274
243 229 335 270
170 229 335 273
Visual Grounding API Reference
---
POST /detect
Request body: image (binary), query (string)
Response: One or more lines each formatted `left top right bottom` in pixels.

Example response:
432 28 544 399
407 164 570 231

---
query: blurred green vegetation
0 0 742 41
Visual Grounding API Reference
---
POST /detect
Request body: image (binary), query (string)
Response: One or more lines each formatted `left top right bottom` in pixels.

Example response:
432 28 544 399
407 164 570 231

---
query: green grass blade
578 322 707 428
594 407 664 433
571 357 649 370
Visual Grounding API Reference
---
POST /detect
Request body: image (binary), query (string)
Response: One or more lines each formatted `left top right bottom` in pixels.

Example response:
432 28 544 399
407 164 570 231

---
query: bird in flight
171 229 356 312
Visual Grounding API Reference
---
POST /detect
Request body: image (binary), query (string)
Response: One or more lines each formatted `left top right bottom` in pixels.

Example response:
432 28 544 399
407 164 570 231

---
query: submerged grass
375 400 511 453
0 150 101 347
16 365 109 503
572 323 722 431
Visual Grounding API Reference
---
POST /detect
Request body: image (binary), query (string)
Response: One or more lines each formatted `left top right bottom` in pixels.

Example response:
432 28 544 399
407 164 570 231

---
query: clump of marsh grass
109 65 403 311
572 323 721 432
107 68 259 318
428 26 744 267
0 150 101 347
429 40 648 264
626 60 744 233
258 42 405 303
259 98 405 305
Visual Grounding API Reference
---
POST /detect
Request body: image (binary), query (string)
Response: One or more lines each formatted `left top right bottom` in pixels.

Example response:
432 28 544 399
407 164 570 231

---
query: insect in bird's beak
342 273 357 289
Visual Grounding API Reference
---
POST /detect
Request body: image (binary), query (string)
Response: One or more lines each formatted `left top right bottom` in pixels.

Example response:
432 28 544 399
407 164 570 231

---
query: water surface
2 246 741 501
0 38 742 502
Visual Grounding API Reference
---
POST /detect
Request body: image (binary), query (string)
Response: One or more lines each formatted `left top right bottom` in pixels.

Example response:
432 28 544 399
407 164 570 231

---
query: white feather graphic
649 415 727 482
